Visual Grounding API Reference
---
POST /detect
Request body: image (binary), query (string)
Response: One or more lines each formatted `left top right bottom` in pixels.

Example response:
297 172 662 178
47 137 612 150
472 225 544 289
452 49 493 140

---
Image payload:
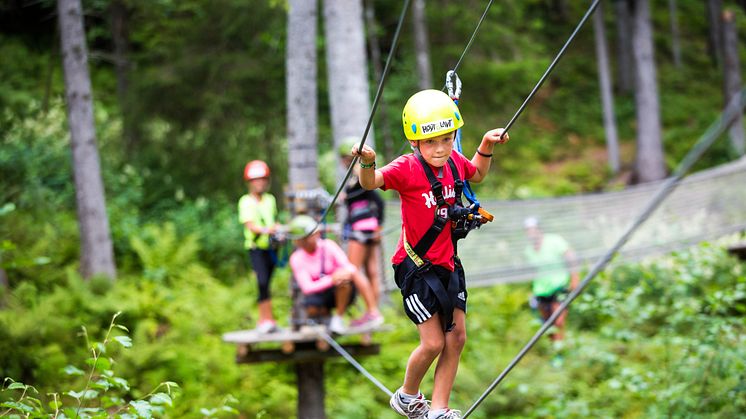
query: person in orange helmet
238 160 281 333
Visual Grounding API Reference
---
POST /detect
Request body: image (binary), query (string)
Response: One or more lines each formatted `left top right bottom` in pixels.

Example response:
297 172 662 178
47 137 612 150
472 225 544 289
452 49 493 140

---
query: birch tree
108 0 137 154
323 0 374 184
631 0 666 182
593 1 620 174
706 0 724 65
286 2 324 416
58 0 117 279
668 0 682 68
722 10 745 156
287 0 320 191
412 0 433 89
613 0 634 93
364 0 394 161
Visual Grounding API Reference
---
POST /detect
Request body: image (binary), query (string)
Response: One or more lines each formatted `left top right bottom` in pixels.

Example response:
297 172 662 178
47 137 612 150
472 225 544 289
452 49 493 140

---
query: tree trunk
593 2 621 174
706 0 724 66
722 10 745 156
323 0 375 184
296 362 326 419
631 0 666 183
613 0 634 93
287 0 320 190
411 0 433 89
109 0 138 155
364 0 394 162
668 0 682 68
57 0 117 280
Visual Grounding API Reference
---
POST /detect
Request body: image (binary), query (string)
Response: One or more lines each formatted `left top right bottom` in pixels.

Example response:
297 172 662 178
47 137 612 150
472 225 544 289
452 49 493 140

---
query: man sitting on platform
288 214 383 334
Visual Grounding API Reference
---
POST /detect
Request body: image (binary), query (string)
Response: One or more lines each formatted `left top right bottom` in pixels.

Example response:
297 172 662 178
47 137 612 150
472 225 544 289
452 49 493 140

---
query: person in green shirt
238 160 281 333
523 216 579 342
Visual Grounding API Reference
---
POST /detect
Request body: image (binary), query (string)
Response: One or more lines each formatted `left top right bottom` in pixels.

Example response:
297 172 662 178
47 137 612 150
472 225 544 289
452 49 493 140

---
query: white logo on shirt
421 185 455 209
457 291 466 301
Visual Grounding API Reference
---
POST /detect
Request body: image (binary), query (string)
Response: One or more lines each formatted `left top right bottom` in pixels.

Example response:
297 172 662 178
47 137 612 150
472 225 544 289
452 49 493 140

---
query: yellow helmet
402 89 464 141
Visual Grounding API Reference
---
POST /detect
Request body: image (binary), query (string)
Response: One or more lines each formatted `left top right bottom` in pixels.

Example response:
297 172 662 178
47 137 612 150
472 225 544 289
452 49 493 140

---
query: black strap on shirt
411 154 463 258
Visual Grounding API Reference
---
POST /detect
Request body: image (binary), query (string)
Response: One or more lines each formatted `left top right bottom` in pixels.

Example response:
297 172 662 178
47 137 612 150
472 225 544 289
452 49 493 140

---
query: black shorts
393 258 467 328
532 288 569 315
535 288 569 305
345 229 380 245
303 286 356 310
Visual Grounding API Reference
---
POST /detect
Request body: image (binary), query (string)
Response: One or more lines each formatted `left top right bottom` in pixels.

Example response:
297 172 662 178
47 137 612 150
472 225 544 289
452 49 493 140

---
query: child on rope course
288 214 383 334
238 160 281 334
338 137 386 309
352 89 509 419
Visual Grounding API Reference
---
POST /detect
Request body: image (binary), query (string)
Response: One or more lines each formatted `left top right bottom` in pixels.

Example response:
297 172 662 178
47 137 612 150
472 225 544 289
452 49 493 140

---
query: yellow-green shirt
524 234 571 297
238 193 277 250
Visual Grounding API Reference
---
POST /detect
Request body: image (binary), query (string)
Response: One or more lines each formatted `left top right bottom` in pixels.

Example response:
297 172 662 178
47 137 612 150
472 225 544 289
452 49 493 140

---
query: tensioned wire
462 89 746 418
395 0 497 163
304 0 411 238
387 0 601 232
319 331 394 397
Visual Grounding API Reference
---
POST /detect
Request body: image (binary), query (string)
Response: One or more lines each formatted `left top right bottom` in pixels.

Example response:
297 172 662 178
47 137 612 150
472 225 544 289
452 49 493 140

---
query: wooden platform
727 243 746 260
222 324 390 364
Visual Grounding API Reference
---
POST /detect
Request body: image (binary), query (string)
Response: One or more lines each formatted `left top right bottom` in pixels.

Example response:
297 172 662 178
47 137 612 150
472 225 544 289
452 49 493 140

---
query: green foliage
1 312 186 418
3 1 746 417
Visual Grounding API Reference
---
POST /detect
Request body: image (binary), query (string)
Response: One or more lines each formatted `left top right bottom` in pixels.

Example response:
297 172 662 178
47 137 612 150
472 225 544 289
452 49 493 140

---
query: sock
398 389 418 403
428 408 447 419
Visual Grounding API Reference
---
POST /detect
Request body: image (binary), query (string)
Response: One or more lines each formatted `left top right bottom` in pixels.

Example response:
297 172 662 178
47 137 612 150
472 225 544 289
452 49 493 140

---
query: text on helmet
420 118 454 135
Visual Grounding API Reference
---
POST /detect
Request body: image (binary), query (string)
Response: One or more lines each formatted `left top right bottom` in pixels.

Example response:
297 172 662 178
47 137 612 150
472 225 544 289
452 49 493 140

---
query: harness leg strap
422 269 459 332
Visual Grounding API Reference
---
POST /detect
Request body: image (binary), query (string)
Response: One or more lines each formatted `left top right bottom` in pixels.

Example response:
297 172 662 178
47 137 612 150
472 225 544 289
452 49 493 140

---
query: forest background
1 0 745 417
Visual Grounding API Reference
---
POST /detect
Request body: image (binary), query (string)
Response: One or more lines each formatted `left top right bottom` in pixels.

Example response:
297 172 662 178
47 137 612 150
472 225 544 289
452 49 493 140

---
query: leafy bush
1 312 187 418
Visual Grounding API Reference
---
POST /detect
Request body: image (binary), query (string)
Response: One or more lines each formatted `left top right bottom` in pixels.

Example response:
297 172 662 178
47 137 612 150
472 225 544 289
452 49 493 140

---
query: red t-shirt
380 150 477 270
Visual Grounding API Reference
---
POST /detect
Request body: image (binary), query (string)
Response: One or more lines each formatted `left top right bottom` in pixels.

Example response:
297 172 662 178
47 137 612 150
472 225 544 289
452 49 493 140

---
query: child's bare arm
471 128 509 183
350 144 385 190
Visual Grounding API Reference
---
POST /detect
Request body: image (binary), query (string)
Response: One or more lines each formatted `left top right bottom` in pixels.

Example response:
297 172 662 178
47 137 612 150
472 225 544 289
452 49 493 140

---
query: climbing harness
397 153 489 331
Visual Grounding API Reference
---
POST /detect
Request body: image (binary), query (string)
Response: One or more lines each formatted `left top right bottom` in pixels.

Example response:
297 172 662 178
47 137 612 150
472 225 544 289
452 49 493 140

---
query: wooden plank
222 325 327 344
727 243 746 260
222 324 391 345
236 342 381 364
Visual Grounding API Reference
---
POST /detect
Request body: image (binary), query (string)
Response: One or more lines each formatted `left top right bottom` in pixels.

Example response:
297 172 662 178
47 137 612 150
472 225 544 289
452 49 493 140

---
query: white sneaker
328 315 346 334
255 321 278 334
390 387 430 419
429 408 462 419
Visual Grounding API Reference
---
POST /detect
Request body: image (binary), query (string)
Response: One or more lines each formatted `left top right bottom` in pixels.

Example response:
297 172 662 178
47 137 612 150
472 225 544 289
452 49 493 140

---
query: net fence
381 158 746 289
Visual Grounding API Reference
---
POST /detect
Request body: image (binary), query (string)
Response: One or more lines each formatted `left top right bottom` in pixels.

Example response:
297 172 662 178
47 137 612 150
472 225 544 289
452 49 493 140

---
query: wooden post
296 362 326 419
721 10 745 156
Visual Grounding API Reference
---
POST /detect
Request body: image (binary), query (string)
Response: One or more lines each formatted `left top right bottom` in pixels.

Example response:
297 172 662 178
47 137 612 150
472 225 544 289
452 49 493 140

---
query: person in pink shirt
288 214 383 334
352 89 509 419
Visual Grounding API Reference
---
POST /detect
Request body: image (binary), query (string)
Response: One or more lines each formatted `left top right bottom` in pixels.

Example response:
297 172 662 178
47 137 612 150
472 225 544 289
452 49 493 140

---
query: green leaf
110 377 130 391
92 379 111 391
94 357 111 372
48 398 62 410
0 401 34 412
0 202 16 216
149 392 172 406
113 335 133 348
129 400 153 418
6 382 27 390
63 365 85 376
115 324 130 332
